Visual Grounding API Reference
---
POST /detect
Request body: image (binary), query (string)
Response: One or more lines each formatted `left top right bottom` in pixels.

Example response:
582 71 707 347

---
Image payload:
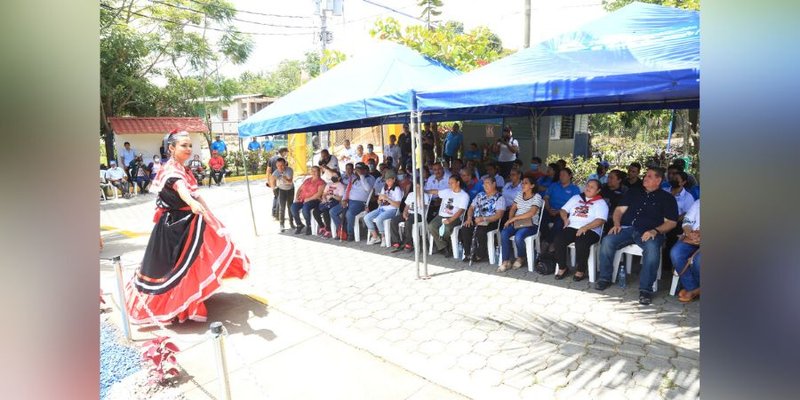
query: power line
101 3 317 36
149 0 317 29
186 0 313 19
361 0 427 24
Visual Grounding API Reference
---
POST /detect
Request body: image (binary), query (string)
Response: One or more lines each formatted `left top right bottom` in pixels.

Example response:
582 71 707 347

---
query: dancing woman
125 131 249 324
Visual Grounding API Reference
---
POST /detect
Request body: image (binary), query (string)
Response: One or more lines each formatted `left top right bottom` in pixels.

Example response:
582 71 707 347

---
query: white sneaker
367 236 380 245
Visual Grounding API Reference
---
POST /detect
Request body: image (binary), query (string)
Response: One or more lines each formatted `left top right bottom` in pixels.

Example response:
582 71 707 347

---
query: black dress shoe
572 273 586 282
294 225 305 234
443 248 453 258
304 226 311 235
639 292 653 305
554 269 568 280
595 280 612 291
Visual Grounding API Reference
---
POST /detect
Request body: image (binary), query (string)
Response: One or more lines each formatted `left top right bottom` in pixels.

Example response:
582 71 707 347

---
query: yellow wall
288 133 307 175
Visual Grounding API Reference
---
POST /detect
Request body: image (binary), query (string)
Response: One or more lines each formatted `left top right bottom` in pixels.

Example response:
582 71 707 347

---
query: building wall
115 133 210 165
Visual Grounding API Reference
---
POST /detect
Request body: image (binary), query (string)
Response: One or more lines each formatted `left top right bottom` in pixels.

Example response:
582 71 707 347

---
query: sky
202 0 608 78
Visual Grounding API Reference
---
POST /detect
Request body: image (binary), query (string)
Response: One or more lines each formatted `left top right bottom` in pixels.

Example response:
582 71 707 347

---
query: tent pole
410 113 420 278
239 138 259 237
380 124 386 163
417 111 429 279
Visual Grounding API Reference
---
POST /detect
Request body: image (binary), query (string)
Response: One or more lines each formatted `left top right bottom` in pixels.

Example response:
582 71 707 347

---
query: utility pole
524 0 531 48
315 0 341 149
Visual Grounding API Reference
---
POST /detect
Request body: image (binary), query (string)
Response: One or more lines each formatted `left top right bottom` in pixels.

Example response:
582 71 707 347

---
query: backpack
534 252 557 275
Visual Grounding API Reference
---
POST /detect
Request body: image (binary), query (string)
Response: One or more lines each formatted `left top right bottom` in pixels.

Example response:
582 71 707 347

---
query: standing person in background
337 139 358 172
398 124 412 168
493 125 519 179
266 147 290 219
442 123 464 168
355 144 365 163
421 122 436 165
271 157 295 231
384 134 401 169
247 137 261 152
211 134 227 155
119 141 136 182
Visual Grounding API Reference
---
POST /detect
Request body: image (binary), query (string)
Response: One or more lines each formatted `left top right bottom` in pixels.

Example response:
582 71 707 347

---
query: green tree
601 0 699 11
370 17 507 72
100 0 253 163
417 0 444 28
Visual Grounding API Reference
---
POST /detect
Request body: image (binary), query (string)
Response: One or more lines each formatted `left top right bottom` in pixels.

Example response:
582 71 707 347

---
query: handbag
534 252 557 275
513 218 533 229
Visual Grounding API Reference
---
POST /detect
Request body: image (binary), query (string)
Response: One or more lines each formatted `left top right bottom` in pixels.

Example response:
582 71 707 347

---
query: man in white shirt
317 149 339 183
384 134 401 168
427 175 470 258
338 140 359 172
493 125 519 179
105 161 131 198
119 141 136 181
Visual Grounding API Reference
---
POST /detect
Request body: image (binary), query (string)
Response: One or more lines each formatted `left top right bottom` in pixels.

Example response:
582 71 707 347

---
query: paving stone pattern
101 181 700 399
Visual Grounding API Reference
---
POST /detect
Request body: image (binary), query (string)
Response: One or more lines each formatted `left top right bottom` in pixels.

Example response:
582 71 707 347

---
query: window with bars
560 115 575 139
221 109 229 121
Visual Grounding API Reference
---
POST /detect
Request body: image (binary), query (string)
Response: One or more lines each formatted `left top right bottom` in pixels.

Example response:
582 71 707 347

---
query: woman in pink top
291 166 327 235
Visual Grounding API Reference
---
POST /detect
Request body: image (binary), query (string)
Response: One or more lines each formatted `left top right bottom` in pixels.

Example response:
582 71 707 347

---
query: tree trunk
100 104 116 166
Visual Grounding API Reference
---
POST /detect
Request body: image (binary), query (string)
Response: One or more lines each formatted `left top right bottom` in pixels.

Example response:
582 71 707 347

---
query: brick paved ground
101 180 699 399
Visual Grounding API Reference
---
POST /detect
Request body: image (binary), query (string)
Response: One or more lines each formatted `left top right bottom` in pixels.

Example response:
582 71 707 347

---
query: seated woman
552 179 609 281
363 170 404 245
313 170 346 238
536 163 559 194
458 167 483 202
459 175 506 263
290 166 326 235
125 131 248 325
499 176 543 271
670 199 700 302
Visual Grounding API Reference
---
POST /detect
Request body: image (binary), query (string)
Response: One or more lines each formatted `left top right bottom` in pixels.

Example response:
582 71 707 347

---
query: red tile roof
109 117 209 134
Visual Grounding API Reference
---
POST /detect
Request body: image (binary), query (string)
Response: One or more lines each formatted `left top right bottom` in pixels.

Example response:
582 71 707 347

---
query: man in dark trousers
594 167 678 306
266 147 290 219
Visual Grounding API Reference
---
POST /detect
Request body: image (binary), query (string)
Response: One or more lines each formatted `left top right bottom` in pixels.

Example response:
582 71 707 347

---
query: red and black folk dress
125 159 249 324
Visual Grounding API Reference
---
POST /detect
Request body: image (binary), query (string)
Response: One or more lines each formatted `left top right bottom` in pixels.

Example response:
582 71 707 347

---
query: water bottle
617 266 627 288
457 242 463 258
495 247 500 263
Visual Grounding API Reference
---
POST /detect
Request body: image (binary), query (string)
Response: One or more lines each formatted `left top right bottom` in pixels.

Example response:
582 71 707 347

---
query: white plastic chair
670 270 680 296
429 212 464 259
520 207 546 271
381 208 400 247
611 243 664 292
566 230 604 283
353 188 374 243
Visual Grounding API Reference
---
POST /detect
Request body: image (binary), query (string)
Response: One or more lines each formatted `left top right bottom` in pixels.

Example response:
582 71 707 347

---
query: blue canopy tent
238 42 473 138
237 42 472 277
415 2 699 117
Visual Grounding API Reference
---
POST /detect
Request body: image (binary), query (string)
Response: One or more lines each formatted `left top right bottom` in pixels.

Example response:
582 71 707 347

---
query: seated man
594 167 678 306
669 199 701 302
588 161 610 185
105 161 131 198
480 162 505 190
464 142 482 163
188 154 206 185
427 175 469 258
208 150 226 186
128 153 151 194
100 164 111 198
600 169 628 233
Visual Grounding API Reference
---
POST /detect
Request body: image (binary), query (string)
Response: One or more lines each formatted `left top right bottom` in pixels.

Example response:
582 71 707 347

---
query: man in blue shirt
443 123 463 167
464 142 482 163
262 139 275 152
247 137 261 151
211 135 227 154
595 167 679 306
542 167 581 251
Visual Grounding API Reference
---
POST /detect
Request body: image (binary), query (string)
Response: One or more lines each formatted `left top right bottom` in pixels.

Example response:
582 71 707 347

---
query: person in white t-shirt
317 149 339 183
363 170 405 245
552 179 609 281
427 175 470 257
492 125 519 179
383 134 401 168
338 140 359 171
670 199 700 303
389 187 431 253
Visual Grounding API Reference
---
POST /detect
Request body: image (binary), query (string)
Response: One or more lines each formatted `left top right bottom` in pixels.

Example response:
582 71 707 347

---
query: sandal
554 268 569 280
572 272 586 282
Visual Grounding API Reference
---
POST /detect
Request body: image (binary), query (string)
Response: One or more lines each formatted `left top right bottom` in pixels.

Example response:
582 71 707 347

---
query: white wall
115 133 210 165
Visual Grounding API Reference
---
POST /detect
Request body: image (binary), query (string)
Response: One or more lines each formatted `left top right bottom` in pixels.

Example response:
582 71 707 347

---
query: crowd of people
269 123 701 306
101 136 232 199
